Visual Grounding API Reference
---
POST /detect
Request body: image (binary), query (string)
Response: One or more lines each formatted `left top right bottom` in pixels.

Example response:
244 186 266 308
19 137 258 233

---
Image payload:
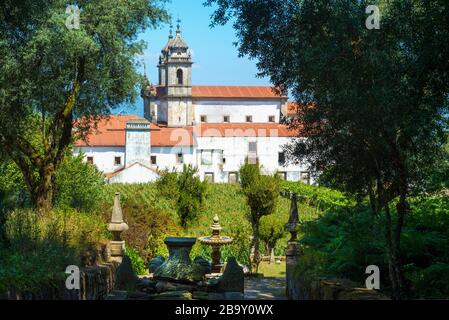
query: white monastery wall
109 163 160 184
194 100 282 123
74 147 125 174
151 147 195 171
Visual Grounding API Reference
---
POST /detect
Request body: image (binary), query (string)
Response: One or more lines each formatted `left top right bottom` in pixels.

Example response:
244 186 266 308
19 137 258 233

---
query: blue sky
119 0 272 116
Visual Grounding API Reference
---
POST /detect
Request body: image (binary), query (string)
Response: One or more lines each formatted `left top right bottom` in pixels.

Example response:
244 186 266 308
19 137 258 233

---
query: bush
282 181 353 212
54 154 106 212
156 169 179 199
407 263 449 298
101 184 180 262
0 208 108 292
260 213 287 256
291 182 449 299
0 160 31 210
155 165 207 228
0 153 106 212
126 247 147 276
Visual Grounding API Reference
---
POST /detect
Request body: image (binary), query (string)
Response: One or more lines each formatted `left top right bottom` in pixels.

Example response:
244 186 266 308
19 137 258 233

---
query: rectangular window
151 156 157 165
248 142 258 164
228 172 238 184
218 150 225 165
201 115 207 123
246 115 253 123
269 115 276 123
300 172 311 185
223 115 230 123
87 157 94 165
114 157 121 166
279 172 287 181
205 173 215 183
176 153 183 164
278 152 286 166
248 142 257 153
201 150 213 165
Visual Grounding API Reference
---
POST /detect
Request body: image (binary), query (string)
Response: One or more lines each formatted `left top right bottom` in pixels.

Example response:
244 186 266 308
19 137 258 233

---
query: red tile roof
74 115 300 148
153 86 287 99
192 86 287 99
75 115 194 148
152 126 194 147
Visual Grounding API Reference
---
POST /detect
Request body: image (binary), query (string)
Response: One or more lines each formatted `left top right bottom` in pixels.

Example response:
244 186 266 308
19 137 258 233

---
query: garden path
244 277 287 300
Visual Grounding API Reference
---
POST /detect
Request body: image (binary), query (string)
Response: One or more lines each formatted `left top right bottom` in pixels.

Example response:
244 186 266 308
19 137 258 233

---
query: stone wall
290 277 390 300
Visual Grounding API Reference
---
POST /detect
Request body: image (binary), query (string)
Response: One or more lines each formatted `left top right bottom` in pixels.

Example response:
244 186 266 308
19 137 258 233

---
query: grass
259 261 287 278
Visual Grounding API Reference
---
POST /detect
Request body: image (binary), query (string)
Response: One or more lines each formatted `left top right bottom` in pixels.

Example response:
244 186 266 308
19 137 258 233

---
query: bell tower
157 20 194 127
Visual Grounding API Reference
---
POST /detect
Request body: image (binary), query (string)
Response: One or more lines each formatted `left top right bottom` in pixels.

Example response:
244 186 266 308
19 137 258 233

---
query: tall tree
239 162 280 273
207 0 449 299
0 0 168 211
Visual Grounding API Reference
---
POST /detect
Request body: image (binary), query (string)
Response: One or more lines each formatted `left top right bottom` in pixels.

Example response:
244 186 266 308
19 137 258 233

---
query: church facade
74 25 310 184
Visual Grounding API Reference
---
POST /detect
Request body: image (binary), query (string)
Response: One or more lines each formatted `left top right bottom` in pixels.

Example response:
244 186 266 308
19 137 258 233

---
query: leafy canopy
0 0 168 209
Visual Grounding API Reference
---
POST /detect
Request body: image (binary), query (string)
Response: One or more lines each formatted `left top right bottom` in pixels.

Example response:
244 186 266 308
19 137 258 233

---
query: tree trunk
384 203 409 300
34 178 54 212
393 191 410 299
269 247 275 264
29 163 56 212
251 220 262 274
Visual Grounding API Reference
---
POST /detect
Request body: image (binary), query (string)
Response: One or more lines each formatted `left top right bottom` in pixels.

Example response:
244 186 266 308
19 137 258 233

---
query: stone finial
108 193 128 262
108 193 129 237
285 192 300 242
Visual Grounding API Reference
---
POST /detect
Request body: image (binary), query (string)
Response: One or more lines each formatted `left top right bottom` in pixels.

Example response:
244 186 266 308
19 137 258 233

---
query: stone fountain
199 215 233 274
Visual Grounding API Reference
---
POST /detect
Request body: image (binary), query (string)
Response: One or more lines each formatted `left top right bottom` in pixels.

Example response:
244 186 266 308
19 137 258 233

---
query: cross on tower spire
169 23 173 39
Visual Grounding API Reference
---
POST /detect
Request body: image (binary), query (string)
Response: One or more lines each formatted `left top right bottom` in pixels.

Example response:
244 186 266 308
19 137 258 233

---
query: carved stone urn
153 237 208 284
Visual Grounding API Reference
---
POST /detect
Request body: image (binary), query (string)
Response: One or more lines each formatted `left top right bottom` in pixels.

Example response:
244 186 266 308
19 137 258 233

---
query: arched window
177 69 183 85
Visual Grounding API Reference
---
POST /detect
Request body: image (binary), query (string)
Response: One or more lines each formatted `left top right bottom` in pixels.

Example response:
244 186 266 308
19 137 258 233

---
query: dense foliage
101 182 316 272
156 165 208 228
0 0 168 210
0 153 106 212
100 183 180 263
54 154 106 211
0 208 107 292
283 182 449 299
206 0 449 299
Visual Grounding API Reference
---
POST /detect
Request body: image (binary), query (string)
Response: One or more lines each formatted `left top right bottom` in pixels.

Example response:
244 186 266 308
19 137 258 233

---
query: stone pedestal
109 241 126 263
285 241 302 300
107 193 128 264
284 192 302 300
211 245 223 274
